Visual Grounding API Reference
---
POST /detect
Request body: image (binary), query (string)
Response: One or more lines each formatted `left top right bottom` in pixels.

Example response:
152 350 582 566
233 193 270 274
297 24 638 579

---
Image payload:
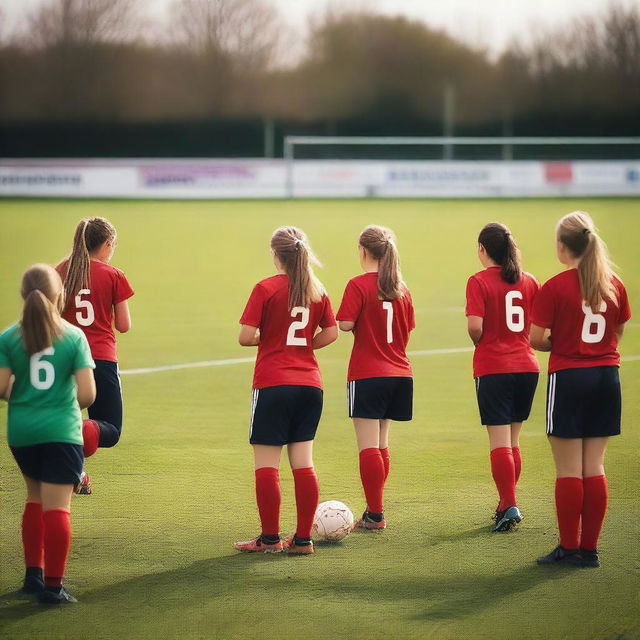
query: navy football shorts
88 360 123 430
347 377 413 421
546 366 621 438
249 385 323 445
11 442 84 485
474 372 539 426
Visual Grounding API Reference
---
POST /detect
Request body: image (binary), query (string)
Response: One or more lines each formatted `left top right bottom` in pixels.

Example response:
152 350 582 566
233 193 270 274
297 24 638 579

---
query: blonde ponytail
64 219 91 304
271 227 324 309
20 265 63 355
359 225 404 300
557 211 616 310
64 217 117 304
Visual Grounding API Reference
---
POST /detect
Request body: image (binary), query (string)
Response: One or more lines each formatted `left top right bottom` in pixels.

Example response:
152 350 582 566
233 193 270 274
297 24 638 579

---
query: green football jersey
0 320 95 447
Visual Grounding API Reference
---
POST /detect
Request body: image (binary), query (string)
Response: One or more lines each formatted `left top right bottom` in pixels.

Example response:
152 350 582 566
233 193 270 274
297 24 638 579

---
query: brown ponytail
556 211 616 310
64 217 116 303
271 226 324 309
478 222 522 284
359 225 404 300
20 264 64 355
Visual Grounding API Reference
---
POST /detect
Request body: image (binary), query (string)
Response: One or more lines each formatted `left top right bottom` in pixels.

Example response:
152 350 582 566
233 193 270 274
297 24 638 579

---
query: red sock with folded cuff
82 419 100 458
555 476 583 550
380 447 390 482
22 501 44 569
359 448 385 513
43 508 71 588
581 475 608 550
512 446 522 484
293 467 319 539
255 467 281 537
490 447 517 510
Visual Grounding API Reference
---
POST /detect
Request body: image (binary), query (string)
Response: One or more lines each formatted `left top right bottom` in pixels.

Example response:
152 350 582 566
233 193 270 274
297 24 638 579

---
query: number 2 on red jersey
286 306 310 346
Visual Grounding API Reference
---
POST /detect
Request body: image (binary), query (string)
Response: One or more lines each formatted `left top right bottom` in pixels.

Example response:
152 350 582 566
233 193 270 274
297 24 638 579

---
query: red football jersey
57 259 134 362
531 269 631 374
465 267 540 378
239 274 336 389
336 272 415 382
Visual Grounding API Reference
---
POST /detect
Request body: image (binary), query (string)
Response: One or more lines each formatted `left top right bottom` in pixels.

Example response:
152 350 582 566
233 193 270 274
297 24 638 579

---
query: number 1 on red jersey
382 301 393 343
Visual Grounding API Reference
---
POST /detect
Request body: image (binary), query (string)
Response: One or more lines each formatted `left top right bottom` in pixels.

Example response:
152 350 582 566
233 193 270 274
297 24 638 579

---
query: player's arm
530 324 552 352
312 325 338 349
0 368 13 400
616 323 626 340
75 368 96 409
114 300 131 333
467 315 483 346
338 321 355 332
239 324 260 346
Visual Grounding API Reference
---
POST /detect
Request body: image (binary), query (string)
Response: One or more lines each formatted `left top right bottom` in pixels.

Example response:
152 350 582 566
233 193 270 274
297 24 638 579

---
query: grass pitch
0 198 638 640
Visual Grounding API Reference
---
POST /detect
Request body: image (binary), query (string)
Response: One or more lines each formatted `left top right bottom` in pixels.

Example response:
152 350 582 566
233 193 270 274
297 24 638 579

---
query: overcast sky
3 0 639 55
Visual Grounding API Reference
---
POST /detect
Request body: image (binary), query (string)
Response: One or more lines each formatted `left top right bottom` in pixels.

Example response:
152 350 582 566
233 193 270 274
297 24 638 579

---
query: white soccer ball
312 500 354 542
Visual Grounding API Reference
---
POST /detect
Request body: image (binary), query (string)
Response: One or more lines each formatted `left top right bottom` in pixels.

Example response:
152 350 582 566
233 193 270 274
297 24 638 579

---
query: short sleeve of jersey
336 280 364 322
406 290 416 330
616 280 631 325
240 284 267 327
531 281 555 328
319 295 337 328
465 276 485 317
114 270 135 305
0 330 11 369
74 330 96 371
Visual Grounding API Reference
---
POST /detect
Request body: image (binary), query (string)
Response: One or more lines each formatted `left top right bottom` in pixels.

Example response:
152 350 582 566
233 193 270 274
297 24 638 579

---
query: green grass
0 198 638 640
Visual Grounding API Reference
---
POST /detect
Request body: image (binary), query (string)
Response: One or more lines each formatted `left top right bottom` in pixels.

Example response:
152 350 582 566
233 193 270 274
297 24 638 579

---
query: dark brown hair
271 226 324 308
359 225 404 300
64 217 116 304
478 222 521 284
20 264 64 355
557 211 616 310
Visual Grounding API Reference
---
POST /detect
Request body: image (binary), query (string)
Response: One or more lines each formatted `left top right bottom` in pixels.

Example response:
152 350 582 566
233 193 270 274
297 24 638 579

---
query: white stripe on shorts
546 373 556 435
349 381 356 417
249 388 259 438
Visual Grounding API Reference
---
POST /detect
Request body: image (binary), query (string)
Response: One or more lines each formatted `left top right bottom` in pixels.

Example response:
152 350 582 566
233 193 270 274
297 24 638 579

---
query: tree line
0 0 638 143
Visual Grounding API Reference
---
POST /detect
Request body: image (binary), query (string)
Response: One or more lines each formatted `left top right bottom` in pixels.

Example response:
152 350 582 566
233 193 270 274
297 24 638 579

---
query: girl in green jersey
0 264 95 604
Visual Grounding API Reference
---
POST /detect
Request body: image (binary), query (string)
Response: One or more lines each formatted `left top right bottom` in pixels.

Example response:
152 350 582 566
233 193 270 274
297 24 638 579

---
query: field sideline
0 198 638 640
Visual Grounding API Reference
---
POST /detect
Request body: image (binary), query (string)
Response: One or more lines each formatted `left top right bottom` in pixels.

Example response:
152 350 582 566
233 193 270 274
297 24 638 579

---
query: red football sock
490 447 517 510
380 447 390 482
581 475 608 550
512 446 522 485
293 467 319 539
82 419 100 458
255 467 281 537
555 477 583 550
43 509 71 588
22 501 44 569
359 448 385 513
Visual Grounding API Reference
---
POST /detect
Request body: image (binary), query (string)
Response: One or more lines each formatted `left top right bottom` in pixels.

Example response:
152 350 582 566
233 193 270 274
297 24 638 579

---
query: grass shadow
0 551 303 631
325 560 573 621
425 524 490 547
0 545 577 633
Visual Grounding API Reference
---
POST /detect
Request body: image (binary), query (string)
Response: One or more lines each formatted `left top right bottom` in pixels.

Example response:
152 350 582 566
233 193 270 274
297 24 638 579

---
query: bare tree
0 8 6 45
500 2 640 117
23 0 142 48
172 0 282 70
